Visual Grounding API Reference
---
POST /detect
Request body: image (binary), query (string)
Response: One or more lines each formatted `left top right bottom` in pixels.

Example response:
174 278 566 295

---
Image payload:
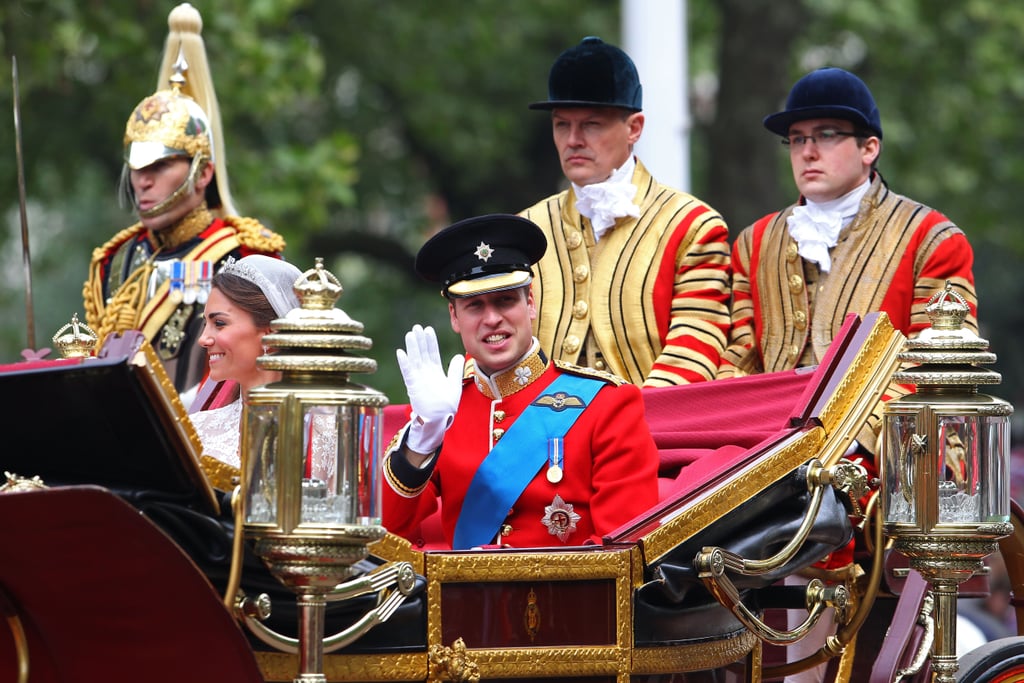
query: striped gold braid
83 223 148 337
92 261 156 343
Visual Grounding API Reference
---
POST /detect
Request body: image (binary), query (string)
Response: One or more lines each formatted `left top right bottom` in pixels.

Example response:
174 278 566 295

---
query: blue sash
452 373 603 549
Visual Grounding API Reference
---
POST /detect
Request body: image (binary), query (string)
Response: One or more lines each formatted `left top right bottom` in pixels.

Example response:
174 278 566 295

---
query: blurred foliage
1 0 1023 416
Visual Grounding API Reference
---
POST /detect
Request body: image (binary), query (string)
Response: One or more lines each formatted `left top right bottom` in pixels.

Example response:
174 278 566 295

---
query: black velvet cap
763 67 883 139
529 36 642 112
416 214 547 298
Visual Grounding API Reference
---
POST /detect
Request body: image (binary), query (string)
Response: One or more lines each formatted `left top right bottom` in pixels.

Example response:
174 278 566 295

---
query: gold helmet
123 59 213 171
120 54 214 219
120 2 237 217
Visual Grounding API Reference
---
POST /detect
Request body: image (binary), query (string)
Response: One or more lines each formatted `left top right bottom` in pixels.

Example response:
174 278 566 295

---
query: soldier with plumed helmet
82 3 285 401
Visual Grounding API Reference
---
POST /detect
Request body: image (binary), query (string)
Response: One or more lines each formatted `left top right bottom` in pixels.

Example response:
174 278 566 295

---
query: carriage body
0 314 1021 682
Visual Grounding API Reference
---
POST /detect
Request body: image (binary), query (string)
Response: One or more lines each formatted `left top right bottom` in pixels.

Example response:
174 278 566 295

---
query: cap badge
541 494 580 542
474 242 494 262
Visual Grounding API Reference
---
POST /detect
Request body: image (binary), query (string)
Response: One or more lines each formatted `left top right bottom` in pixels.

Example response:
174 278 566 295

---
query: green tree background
1 0 1022 418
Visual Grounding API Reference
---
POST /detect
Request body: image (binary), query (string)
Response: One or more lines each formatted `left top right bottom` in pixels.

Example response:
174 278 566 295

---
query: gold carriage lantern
882 282 1014 683
239 258 414 683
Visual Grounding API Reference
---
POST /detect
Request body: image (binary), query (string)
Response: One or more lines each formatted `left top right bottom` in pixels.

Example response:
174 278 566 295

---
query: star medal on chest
541 494 581 542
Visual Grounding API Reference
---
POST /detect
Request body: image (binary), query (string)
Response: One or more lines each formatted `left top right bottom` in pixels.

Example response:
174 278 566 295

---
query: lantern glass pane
244 405 280 525
936 415 1010 524
984 415 1012 522
299 403 382 527
937 416 980 523
883 413 917 524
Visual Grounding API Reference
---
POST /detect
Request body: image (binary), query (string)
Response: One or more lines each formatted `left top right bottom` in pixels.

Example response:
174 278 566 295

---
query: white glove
396 324 464 454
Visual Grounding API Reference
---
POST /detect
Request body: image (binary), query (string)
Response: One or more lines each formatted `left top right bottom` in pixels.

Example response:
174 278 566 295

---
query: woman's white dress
190 399 243 468
190 400 339 486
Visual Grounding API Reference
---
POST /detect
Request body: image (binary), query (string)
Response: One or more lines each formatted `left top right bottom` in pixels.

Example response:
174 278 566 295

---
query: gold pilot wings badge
531 391 587 412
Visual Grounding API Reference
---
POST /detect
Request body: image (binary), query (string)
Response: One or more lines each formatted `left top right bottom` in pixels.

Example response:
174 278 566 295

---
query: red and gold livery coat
521 158 731 388
719 173 977 453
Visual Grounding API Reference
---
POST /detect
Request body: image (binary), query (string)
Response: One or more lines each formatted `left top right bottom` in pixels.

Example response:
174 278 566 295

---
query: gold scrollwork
428 637 480 682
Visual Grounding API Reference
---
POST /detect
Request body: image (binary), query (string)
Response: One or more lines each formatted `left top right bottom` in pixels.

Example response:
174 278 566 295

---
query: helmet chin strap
134 155 209 219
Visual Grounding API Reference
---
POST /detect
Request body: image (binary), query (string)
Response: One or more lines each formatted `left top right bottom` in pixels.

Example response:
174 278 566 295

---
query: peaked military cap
416 214 547 298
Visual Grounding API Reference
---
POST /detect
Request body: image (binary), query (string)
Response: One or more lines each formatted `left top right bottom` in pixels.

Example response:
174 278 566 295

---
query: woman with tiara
190 254 301 467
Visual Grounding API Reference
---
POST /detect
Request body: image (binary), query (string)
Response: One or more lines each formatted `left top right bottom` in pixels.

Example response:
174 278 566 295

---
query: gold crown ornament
52 313 99 359
924 280 970 331
293 258 345 311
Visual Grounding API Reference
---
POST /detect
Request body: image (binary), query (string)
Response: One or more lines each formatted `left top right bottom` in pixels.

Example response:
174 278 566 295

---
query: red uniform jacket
382 350 660 549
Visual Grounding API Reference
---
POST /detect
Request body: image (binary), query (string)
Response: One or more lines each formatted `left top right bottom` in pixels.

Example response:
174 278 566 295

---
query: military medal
546 437 563 483
196 260 212 304
168 260 185 304
541 494 580 542
182 261 198 304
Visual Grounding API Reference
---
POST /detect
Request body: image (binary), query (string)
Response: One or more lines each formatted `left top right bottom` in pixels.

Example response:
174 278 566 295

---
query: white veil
219 255 301 316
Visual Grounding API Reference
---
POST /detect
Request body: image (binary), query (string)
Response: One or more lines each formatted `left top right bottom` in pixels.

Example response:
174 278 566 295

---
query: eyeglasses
781 129 859 148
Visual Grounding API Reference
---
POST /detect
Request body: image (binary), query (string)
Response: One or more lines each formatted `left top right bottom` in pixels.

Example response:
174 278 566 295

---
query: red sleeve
645 208 732 386
584 382 660 539
884 213 977 338
717 221 761 377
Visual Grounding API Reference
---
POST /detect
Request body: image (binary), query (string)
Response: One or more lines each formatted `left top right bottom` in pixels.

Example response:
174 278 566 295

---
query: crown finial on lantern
293 257 344 311
925 280 970 331
52 313 99 359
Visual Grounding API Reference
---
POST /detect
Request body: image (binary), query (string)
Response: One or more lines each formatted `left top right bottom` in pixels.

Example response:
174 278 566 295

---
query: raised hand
396 324 464 453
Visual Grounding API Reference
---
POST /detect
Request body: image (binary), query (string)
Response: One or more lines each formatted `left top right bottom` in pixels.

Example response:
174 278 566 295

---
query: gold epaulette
223 215 286 253
82 223 148 331
91 223 146 264
553 359 628 386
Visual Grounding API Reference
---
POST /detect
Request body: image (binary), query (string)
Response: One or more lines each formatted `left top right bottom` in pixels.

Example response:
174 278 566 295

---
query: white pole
622 0 689 192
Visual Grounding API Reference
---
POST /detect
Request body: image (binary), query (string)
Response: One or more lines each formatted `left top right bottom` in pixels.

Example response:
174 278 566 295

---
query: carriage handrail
762 494 888 679
892 592 935 682
696 462 880 655
238 560 417 654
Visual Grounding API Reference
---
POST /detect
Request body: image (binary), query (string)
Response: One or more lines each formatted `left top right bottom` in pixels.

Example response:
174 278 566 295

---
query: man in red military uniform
382 214 660 549
521 37 731 387
83 3 284 399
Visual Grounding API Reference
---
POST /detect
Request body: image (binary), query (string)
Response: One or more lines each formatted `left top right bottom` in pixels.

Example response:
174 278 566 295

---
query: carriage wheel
955 636 1024 682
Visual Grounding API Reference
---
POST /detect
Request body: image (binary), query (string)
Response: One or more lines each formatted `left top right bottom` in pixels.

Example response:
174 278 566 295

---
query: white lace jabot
573 155 640 241
787 180 869 272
